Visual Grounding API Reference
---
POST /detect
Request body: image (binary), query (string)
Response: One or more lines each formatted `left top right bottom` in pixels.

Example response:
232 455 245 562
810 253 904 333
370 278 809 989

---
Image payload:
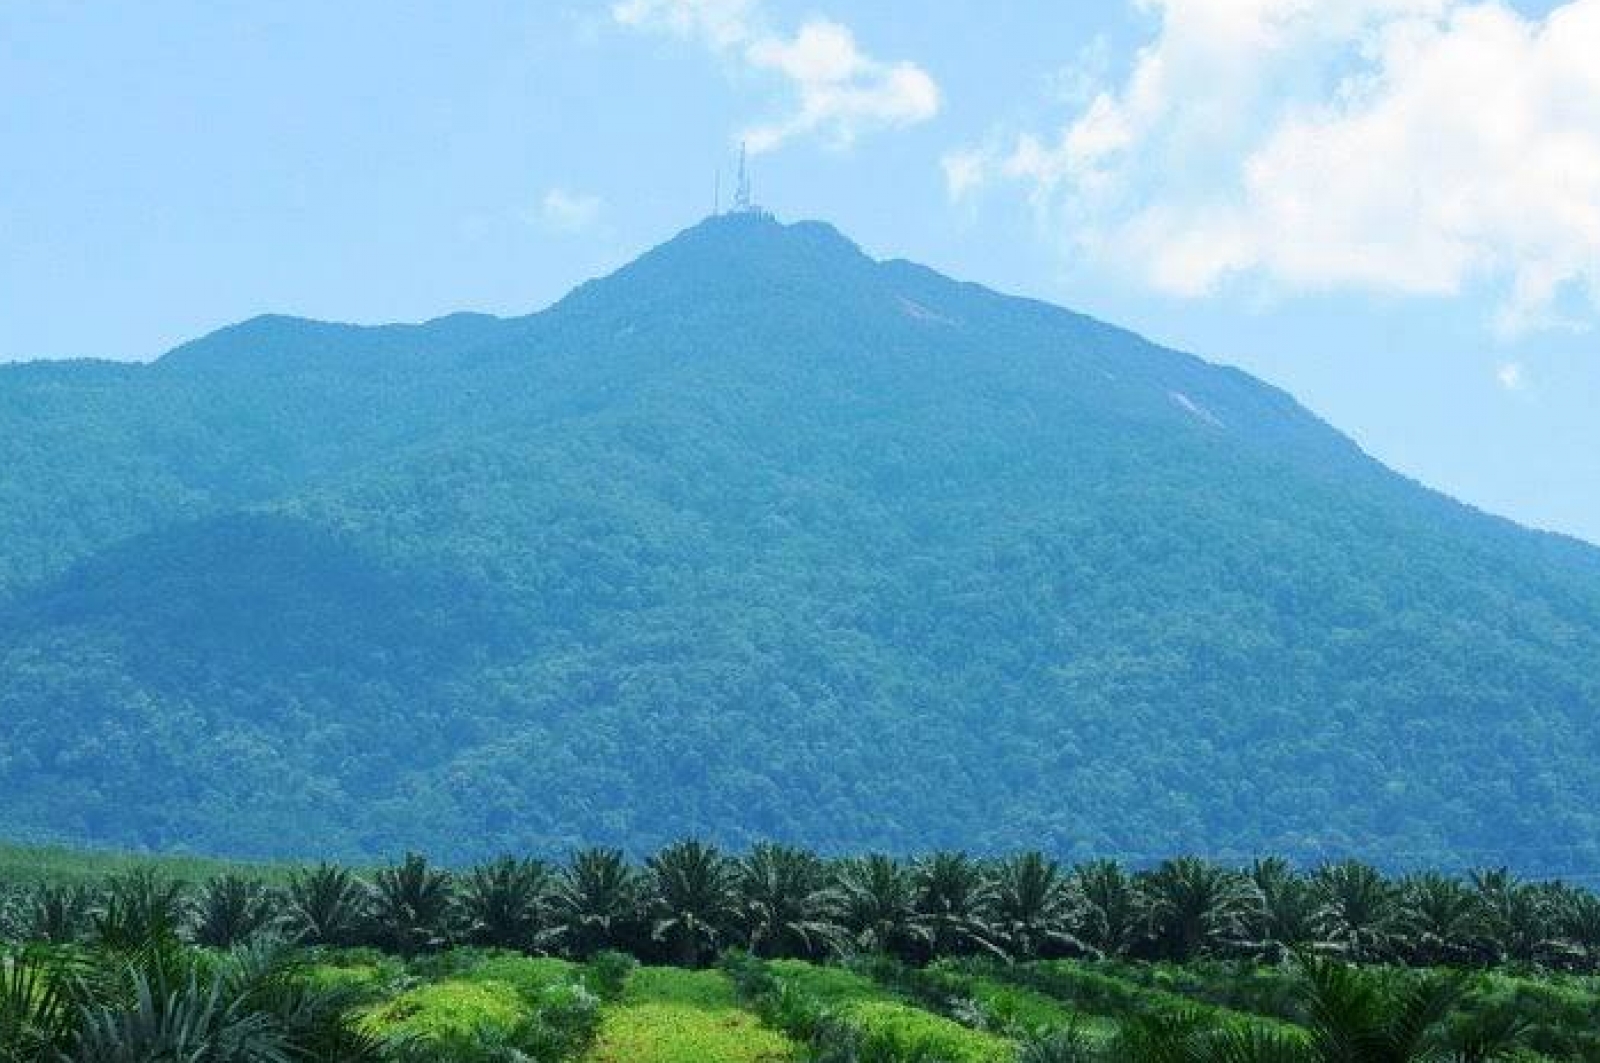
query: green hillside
3 213 1599 865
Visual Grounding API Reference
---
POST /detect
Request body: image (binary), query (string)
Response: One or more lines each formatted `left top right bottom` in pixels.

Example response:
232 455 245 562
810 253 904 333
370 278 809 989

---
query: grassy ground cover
929 962 1120 1042
0 842 279 885
583 966 797 1063
767 959 1015 1063
982 958 1303 1038
361 978 529 1042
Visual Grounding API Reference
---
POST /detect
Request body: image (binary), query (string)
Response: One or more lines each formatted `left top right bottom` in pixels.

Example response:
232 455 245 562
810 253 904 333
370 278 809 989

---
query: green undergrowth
1458 971 1600 1063
302 946 406 994
1094 958 1309 1024
857 956 1117 1042
584 966 796 1063
362 978 528 1042
981 958 1303 1037
755 957 1015 1063
356 950 601 1062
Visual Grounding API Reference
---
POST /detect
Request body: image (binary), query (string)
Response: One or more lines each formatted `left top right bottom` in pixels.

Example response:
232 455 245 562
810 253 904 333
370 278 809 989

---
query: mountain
3 212 1599 869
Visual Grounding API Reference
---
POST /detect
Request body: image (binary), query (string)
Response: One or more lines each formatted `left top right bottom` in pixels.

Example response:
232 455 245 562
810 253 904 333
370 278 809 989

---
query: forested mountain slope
3 213 1598 867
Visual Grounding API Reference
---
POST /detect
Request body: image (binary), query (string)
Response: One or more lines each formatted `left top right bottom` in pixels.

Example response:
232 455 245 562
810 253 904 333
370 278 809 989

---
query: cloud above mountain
948 0 1600 330
535 188 604 233
613 0 939 153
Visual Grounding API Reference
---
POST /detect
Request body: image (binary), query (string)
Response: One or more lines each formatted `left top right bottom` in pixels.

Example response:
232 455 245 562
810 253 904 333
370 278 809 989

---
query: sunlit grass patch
584 967 796 1063
455 952 579 996
360 978 527 1041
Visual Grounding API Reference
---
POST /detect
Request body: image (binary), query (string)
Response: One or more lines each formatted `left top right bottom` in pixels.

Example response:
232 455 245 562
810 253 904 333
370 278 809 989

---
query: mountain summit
3 215 1598 867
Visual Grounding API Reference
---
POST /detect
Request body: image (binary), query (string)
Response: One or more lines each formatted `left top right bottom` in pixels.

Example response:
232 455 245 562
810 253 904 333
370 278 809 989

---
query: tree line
8 844 1600 973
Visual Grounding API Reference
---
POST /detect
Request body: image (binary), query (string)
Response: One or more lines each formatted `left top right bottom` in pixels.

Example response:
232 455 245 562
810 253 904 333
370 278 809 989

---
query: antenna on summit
733 142 753 213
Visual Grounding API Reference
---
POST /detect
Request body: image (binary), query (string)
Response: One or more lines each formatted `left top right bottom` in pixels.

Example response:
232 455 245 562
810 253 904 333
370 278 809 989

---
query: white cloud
611 0 756 49
941 148 990 202
951 0 1600 328
536 188 603 233
1497 361 1527 390
612 0 939 153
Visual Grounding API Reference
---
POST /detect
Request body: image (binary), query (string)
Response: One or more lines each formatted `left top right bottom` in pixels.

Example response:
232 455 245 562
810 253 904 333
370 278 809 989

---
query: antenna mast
734 142 753 213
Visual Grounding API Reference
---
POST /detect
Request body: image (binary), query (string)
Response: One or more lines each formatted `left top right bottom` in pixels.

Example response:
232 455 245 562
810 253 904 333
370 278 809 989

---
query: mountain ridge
2 213 1598 868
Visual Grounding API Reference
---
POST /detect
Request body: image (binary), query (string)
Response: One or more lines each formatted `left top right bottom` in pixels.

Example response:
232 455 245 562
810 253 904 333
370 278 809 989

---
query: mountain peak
673 211 864 258
553 212 877 319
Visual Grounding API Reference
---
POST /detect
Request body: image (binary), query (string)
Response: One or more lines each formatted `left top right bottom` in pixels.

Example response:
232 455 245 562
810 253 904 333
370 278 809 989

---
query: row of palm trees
7 845 1600 971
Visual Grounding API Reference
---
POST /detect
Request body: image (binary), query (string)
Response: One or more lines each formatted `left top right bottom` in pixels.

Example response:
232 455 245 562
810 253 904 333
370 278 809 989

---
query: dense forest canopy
3 213 1599 867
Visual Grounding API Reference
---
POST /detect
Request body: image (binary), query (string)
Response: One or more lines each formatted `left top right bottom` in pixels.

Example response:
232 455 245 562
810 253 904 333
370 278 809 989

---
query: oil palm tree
368 853 455 957
2 946 88 1063
1071 860 1147 958
555 848 643 959
1131 956 1525 1063
91 868 190 952
1397 873 1482 967
912 851 1004 960
1108 1009 1284 1063
285 863 367 948
1312 861 1399 963
460 855 556 953
990 851 1087 961
1249 857 1319 960
646 840 739 968
15 884 94 946
1470 868 1552 967
1143 857 1261 961
735 843 842 959
1550 885 1600 970
193 875 281 948
219 943 388 1063
833 854 930 960
67 944 383 1063
1289 954 1523 1063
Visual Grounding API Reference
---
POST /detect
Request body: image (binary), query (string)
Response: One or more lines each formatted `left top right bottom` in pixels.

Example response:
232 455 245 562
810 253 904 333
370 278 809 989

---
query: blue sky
3 0 1598 543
